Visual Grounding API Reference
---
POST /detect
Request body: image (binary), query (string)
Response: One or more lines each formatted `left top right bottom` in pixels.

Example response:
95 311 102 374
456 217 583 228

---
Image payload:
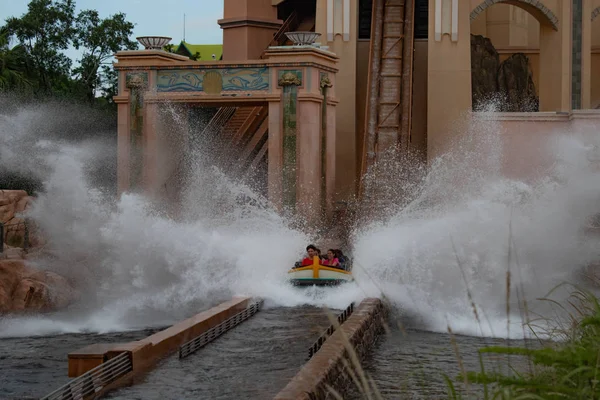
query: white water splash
351 114 600 339
0 99 360 338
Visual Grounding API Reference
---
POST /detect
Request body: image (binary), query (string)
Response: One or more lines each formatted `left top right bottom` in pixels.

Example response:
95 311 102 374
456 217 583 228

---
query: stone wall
0 190 32 250
0 259 77 313
274 298 387 400
0 190 74 313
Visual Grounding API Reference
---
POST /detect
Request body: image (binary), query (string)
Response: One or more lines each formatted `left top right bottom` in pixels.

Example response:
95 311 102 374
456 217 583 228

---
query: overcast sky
0 0 224 62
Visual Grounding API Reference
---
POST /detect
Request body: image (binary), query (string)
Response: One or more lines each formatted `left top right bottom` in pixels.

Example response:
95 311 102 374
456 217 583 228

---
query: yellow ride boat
288 256 354 286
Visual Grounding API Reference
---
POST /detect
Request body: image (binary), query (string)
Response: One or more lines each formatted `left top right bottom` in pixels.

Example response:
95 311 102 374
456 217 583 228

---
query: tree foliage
0 28 34 91
72 9 137 102
0 0 137 107
4 0 75 95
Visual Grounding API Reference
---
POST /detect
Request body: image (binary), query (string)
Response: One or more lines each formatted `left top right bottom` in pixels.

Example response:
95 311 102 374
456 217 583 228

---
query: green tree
99 64 118 105
72 10 137 103
0 28 33 92
164 43 201 61
4 0 75 94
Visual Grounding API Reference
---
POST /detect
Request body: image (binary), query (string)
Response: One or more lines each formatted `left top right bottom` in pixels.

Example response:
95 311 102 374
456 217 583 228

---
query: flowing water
1 97 600 398
0 328 163 399
348 327 540 400
351 114 600 339
105 306 333 400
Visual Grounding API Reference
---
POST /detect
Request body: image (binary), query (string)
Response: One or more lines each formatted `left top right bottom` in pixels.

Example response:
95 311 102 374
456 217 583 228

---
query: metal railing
270 10 298 47
260 11 299 59
179 299 264 359
40 351 132 400
200 107 237 138
0 219 30 253
307 302 355 360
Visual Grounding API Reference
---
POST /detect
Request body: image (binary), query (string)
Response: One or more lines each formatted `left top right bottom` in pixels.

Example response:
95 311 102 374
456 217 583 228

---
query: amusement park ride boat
288 256 354 286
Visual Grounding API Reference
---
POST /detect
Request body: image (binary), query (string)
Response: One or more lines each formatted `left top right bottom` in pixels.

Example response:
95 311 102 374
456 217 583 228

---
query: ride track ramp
35 297 389 400
360 0 416 211
274 298 387 400
39 297 258 400
104 306 337 400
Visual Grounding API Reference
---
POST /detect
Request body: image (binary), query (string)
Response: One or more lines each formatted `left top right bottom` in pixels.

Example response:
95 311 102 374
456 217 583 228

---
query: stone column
582 0 593 109
268 99 283 211
297 96 322 226
539 2 572 112
117 101 130 195
427 0 472 161
263 46 339 224
279 71 302 217
572 0 584 109
318 73 336 219
323 77 337 219
125 72 148 192
143 103 159 196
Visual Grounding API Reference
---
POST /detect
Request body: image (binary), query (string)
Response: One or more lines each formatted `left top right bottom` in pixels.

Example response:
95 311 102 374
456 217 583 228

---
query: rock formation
471 34 500 111
0 259 77 313
1 190 32 248
0 190 76 314
470 34 539 112
497 53 539 112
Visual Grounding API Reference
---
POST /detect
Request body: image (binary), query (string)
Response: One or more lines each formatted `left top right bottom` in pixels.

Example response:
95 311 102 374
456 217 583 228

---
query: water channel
105 306 332 400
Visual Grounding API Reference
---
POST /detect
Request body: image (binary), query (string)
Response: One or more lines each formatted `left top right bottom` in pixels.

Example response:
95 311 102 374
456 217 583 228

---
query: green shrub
448 288 600 400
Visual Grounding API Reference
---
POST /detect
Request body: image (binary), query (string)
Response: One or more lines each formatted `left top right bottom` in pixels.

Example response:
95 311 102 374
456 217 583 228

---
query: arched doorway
470 3 540 111
469 0 565 112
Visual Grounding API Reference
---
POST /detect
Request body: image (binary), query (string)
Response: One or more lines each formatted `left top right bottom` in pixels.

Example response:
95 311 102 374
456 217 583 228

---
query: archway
470 0 558 31
470 0 568 112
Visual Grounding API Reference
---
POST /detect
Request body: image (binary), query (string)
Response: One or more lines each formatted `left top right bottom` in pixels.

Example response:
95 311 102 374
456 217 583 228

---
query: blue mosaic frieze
157 67 269 92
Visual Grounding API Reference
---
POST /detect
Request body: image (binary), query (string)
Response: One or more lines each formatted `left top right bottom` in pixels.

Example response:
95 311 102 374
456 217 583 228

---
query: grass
444 221 600 400
321 224 600 400
445 287 600 400
319 291 600 400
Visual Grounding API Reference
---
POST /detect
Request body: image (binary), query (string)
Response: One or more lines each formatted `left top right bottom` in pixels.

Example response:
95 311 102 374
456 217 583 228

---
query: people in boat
334 249 346 263
295 245 349 269
322 249 339 267
300 244 319 266
334 249 348 270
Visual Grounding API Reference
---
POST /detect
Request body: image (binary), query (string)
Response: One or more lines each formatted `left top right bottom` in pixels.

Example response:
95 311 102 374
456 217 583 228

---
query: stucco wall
412 39 428 158
315 0 359 201
356 39 370 183
472 113 600 183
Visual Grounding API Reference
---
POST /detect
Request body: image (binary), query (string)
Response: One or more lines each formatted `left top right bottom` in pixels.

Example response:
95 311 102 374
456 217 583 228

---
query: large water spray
0 98 360 338
351 113 600 338
1 96 598 340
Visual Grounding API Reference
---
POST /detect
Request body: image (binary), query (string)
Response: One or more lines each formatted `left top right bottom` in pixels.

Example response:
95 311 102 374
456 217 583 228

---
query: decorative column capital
126 72 149 90
320 75 333 89
278 72 302 87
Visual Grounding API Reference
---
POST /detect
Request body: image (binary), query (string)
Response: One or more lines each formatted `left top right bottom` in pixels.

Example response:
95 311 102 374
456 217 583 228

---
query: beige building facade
114 0 600 224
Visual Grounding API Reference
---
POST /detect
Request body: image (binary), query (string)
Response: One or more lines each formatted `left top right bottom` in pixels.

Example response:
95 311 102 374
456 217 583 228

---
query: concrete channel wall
66 296 252 398
274 298 387 400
